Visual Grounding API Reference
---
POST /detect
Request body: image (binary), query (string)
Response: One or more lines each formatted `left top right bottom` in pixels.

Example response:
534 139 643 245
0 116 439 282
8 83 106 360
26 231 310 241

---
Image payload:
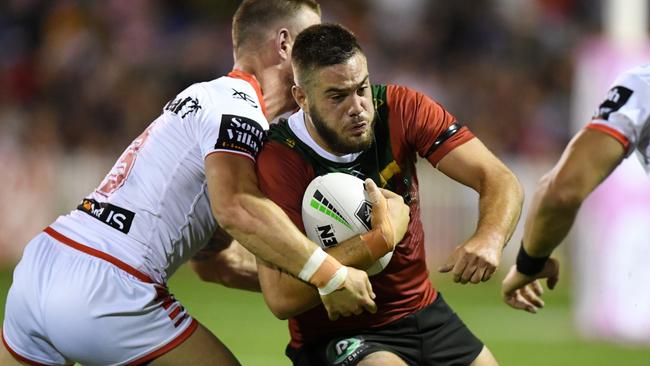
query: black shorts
286 293 484 366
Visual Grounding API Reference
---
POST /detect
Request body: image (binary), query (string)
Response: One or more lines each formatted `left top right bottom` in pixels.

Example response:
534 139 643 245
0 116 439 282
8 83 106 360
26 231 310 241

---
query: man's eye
357 86 368 96
331 95 345 102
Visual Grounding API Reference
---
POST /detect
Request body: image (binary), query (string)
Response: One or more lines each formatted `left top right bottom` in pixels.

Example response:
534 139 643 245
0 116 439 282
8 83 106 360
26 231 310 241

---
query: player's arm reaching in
257 180 410 320
502 128 624 313
436 138 524 284
207 153 381 320
190 225 261 292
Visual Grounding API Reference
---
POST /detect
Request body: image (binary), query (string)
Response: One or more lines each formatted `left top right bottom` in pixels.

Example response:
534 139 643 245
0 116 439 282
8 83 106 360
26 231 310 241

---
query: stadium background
1 0 649 364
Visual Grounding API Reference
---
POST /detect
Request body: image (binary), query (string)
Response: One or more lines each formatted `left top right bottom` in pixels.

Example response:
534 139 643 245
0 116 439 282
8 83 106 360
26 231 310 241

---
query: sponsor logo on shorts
309 190 352 230
326 337 367 365
214 114 265 157
77 198 135 234
355 201 372 231
594 85 633 120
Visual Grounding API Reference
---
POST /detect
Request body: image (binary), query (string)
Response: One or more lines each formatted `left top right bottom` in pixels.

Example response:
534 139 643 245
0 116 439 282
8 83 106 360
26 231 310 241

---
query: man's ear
292 84 307 110
276 28 291 61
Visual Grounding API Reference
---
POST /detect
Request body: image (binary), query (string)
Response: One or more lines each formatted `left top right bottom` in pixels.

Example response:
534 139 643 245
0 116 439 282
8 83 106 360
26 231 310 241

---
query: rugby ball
301 172 393 276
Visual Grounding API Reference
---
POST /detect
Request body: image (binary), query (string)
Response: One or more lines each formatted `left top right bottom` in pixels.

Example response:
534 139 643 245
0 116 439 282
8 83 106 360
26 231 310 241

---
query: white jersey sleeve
588 65 650 164
171 78 267 162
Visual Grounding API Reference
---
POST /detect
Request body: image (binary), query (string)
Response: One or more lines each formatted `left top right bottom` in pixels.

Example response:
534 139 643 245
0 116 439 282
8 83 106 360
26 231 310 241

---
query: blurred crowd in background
1 0 600 158
4 0 650 345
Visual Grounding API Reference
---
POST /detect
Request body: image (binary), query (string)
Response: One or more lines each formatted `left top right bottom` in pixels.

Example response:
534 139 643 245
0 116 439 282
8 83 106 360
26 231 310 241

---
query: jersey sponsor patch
594 86 633 120
214 114 265 157
77 198 135 234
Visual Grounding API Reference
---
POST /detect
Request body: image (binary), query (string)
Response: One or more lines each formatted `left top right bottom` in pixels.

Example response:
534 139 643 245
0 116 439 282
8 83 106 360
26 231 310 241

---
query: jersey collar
288 110 362 163
227 70 268 117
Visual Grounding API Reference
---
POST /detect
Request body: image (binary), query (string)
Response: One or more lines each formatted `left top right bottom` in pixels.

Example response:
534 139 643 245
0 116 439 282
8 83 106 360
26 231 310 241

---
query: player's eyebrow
324 75 369 94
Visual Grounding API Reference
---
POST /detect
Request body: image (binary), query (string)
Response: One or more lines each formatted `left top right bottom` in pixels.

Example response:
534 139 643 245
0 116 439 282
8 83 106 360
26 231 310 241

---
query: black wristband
516 242 550 276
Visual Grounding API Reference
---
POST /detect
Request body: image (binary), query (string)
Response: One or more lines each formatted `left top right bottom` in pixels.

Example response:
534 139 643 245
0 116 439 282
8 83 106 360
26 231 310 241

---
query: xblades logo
231 89 258 109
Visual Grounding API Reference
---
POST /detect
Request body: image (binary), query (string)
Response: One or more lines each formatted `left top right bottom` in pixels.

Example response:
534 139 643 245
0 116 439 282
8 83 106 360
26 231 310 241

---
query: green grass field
1 265 649 365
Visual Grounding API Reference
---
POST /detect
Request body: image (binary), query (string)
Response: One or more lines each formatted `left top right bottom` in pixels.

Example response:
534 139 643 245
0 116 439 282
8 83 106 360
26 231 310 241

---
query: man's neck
232 59 293 121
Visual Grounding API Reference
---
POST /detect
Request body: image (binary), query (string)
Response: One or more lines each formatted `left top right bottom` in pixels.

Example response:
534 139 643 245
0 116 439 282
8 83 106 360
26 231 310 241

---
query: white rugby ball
301 172 393 276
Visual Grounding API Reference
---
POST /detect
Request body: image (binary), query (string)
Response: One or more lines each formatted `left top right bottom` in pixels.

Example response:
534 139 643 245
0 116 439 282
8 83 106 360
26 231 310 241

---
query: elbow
538 173 585 211
508 169 525 206
489 165 525 206
212 193 247 234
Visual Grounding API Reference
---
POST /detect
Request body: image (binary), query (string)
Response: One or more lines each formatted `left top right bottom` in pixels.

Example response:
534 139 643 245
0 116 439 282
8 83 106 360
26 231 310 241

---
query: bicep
205 152 262 217
436 138 511 191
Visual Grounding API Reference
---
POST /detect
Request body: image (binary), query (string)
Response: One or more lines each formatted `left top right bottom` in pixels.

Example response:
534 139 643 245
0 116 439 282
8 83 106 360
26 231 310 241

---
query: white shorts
2 228 197 366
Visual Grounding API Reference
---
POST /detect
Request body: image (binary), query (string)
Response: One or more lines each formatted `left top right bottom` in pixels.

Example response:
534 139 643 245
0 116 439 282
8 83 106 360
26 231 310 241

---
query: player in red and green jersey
255 24 524 366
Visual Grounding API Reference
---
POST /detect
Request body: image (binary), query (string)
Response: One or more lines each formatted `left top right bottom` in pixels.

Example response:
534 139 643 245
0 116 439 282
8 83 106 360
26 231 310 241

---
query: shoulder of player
257 139 312 180
380 83 445 109
614 65 650 92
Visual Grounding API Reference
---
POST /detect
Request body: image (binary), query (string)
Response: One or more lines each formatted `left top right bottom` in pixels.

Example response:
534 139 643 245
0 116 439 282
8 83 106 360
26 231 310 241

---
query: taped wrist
318 266 348 295
360 229 389 261
516 242 550 276
298 247 343 289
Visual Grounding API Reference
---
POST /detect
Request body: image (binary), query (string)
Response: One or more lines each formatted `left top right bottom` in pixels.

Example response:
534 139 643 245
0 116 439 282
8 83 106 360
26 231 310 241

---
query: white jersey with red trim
49 72 268 284
588 64 650 173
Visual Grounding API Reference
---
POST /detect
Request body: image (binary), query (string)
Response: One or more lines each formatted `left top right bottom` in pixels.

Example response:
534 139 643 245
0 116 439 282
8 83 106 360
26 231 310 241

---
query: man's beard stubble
309 103 374 155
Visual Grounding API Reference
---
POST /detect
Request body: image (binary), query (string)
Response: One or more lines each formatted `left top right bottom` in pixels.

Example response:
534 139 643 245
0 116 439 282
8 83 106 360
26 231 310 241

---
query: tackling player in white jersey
0 1 410 365
502 64 650 312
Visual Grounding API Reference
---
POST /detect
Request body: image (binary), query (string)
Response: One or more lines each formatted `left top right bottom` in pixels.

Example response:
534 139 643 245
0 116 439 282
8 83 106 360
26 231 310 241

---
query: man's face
304 52 375 155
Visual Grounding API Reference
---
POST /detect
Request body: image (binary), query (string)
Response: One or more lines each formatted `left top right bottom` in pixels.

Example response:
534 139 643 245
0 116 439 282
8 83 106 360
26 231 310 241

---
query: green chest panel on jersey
267 85 413 200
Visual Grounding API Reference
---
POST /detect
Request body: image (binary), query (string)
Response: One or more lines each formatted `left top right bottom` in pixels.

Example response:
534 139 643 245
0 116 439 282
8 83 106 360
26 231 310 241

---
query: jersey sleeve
385 84 475 166
587 67 650 156
256 141 313 230
164 82 268 162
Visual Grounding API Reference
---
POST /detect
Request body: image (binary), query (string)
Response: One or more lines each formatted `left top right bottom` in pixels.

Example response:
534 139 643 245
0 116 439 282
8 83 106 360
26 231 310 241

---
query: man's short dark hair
232 0 320 55
292 23 363 86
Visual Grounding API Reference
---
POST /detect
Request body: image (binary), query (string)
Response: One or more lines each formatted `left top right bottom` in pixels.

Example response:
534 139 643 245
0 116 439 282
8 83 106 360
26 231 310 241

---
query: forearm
522 175 582 257
217 193 319 276
191 233 261 292
474 169 523 248
258 233 379 318
258 259 320 319
521 129 625 257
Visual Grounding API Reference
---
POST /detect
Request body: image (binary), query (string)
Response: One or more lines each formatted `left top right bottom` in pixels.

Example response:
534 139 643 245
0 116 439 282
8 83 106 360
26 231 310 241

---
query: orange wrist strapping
360 229 389 261
309 255 343 288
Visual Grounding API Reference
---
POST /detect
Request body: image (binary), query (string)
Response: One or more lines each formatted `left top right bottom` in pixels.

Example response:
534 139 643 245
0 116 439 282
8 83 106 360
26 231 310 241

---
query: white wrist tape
298 247 327 282
318 266 348 295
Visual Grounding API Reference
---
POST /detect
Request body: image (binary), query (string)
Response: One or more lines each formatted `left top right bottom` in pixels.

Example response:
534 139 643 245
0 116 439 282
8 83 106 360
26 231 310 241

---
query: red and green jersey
256 84 474 348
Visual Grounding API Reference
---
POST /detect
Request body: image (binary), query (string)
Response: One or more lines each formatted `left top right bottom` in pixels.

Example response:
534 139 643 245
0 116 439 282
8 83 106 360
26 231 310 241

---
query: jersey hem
204 149 256 162
43 227 155 284
585 122 631 152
